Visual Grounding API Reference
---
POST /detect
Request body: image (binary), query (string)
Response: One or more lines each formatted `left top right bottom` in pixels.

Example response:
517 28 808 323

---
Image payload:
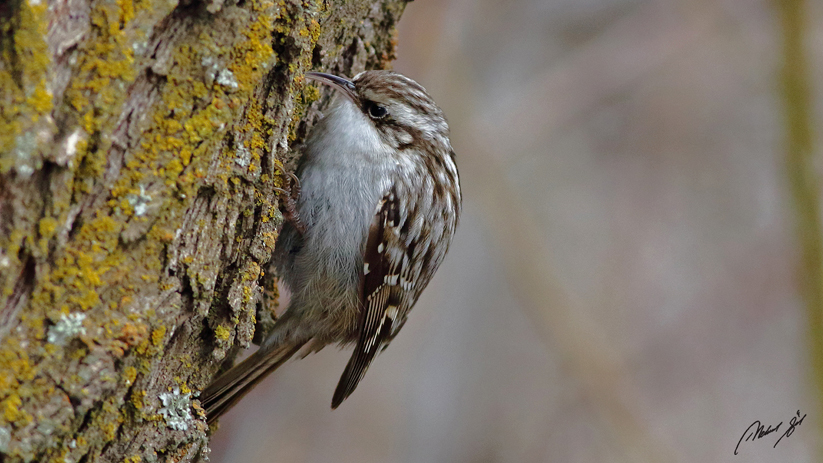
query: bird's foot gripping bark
274 171 306 235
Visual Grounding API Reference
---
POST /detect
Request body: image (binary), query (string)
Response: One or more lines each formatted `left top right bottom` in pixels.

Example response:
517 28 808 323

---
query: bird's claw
274 170 307 235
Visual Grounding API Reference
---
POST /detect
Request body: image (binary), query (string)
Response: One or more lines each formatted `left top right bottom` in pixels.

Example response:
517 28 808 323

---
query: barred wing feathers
332 188 412 408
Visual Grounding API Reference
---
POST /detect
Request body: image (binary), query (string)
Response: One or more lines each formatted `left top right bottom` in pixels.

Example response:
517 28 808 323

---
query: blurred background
211 0 822 461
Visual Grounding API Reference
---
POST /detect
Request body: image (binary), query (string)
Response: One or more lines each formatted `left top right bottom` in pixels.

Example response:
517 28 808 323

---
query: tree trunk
0 0 405 460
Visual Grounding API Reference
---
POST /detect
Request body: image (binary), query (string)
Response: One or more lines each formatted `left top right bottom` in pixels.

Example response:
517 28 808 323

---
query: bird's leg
274 171 307 235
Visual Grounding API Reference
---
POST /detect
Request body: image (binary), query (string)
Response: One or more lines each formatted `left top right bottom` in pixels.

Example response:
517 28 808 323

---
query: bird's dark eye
366 102 388 119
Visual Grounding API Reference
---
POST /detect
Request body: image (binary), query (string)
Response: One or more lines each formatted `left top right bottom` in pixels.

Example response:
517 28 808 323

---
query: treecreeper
202 70 462 423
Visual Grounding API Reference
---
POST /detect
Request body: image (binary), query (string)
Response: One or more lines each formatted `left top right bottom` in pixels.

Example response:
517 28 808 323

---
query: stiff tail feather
331 349 370 409
202 340 306 424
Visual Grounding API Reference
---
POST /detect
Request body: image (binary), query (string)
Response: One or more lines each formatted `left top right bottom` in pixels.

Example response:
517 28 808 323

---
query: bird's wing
332 187 410 408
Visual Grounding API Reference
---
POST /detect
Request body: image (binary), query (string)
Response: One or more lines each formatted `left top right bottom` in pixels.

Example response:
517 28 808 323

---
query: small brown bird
202 70 461 423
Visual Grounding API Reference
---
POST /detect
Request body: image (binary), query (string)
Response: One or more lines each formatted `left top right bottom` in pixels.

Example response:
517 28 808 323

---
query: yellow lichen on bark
0 0 408 459
0 0 52 171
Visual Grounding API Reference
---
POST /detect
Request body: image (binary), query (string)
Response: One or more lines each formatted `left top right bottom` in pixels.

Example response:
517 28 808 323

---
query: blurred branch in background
774 0 822 457
443 5 707 458
463 147 680 463
476 0 717 159
446 3 722 462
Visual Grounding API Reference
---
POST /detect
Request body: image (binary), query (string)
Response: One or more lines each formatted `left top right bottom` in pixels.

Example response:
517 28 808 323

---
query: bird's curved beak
306 72 358 104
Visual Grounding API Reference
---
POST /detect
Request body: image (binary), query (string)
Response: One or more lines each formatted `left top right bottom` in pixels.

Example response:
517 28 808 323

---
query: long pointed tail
202 340 306 424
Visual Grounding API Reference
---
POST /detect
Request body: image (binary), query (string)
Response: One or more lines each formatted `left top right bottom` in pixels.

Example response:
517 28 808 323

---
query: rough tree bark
0 0 406 460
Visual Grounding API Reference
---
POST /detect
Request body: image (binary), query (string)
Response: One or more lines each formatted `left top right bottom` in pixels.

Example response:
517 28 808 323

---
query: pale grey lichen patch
0 427 10 453
235 146 250 167
200 57 238 93
36 421 54 436
206 0 225 14
132 40 148 56
65 130 83 159
158 387 194 431
47 313 86 345
56 129 85 167
17 164 35 177
202 56 219 87
127 185 152 216
13 132 37 178
216 69 238 91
